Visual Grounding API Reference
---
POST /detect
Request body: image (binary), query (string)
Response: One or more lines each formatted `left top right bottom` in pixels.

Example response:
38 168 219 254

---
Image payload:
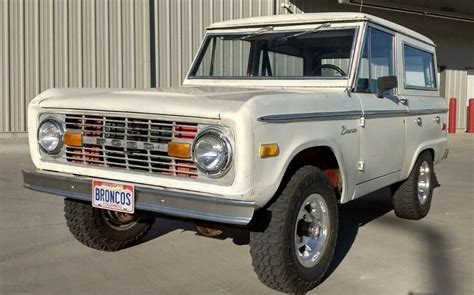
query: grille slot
64 114 198 178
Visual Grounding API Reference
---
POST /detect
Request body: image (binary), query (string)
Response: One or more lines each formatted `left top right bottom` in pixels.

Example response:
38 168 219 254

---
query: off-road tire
64 199 154 251
392 151 435 220
249 166 338 293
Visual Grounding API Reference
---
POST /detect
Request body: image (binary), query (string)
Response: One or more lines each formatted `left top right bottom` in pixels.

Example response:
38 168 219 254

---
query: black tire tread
64 199 153 251
392 152 434 220
249 166 337 293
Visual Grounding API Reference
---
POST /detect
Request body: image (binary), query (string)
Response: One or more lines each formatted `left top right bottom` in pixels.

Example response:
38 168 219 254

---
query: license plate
92 179 135 213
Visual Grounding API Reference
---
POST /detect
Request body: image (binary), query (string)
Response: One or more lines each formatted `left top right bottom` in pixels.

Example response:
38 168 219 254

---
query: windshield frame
184 21 364 88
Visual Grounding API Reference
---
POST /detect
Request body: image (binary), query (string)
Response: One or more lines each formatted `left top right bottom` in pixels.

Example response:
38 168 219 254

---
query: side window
356 27 394 94
403 45 436 89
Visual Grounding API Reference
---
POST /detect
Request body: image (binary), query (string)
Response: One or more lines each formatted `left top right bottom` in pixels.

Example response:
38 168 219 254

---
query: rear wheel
249 166 338 293
392 151 435 220
64 199 154 251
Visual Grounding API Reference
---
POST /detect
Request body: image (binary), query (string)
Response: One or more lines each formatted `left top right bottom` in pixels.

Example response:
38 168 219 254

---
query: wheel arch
269 142 348 206
404 146 435 180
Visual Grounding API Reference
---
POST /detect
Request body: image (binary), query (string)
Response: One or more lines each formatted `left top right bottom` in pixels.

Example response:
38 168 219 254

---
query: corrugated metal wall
154 0 274 88
0 0 152 133
0 0 471 133
0 0 275 133
441 69 469 129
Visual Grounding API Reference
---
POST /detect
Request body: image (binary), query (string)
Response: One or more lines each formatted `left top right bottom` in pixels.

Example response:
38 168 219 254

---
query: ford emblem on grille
82 136 167 152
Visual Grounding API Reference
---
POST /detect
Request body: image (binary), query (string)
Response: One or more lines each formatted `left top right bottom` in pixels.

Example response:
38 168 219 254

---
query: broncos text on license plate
92 179 135 214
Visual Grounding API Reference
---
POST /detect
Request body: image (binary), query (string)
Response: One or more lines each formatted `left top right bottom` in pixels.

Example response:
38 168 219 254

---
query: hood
38 86 286 119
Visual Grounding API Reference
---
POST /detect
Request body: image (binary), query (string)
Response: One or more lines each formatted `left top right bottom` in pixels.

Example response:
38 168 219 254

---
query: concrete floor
0 134 472 295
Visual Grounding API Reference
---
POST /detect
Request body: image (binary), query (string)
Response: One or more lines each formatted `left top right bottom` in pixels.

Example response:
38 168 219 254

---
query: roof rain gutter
338 0 474 23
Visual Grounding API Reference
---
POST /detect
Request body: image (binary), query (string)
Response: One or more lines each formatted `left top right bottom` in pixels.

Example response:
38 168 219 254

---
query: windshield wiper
276 22 331 41
240 26 274 40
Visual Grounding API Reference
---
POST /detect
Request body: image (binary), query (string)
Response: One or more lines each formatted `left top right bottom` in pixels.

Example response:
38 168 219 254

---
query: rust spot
324 169 341 189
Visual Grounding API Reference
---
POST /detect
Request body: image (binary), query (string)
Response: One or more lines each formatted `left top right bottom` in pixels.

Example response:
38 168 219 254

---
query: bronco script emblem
340 125 357 135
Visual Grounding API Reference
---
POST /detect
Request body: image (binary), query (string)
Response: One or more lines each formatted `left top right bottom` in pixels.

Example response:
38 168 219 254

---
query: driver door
355 26 407 185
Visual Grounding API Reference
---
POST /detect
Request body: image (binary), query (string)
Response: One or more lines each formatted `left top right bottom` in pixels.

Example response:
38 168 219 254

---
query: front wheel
249 166 338 293
64 199 154 251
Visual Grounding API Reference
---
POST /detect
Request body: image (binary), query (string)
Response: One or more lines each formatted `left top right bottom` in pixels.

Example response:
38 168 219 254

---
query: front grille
63 114 199 178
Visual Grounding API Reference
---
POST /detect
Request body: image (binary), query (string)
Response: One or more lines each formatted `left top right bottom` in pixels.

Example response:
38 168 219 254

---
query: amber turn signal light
259 143 279 158
168 142 192 159
64 132 83 147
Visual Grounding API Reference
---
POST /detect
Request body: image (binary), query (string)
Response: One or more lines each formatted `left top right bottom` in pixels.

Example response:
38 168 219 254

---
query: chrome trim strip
257 111 362 123
364 110 408 118
258 108 448 123
366 108 448 118
22 170 255 225
407 108 449 116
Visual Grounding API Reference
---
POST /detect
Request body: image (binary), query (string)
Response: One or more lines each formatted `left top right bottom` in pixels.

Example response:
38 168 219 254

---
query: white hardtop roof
208 12 434 46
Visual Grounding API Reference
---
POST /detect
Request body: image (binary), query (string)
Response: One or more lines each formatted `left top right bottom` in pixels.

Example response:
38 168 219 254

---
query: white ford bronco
24 13 448 293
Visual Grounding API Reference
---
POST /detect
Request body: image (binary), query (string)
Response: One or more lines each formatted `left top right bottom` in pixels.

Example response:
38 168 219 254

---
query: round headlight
193 128 232 177
38 118 64 154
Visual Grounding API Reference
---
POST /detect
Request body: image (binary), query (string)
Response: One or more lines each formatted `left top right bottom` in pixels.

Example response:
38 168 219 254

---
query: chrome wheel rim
294 194 330 268
102 210 138 231
417 161 431 205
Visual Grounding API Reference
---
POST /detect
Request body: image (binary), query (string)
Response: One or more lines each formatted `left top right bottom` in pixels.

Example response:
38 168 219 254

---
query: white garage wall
0 0 152 133
467 70 474 102
0 0 472 133
0 0 275 133
443 69 468 129
153 0 274 88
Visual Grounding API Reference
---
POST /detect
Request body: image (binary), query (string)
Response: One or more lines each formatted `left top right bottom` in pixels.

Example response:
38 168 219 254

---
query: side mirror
376 76 398 98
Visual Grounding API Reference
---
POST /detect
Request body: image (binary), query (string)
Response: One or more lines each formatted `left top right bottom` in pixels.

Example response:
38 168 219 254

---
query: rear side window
403 45 436 89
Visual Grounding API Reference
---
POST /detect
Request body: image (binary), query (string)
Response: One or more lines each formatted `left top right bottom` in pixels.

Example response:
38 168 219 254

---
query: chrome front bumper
22 170 255 225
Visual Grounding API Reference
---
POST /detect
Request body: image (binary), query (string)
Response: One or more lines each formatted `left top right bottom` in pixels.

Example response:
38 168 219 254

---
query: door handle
398 98 409 105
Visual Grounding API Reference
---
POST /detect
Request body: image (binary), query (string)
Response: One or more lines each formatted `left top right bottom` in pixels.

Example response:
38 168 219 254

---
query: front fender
252 122 358 208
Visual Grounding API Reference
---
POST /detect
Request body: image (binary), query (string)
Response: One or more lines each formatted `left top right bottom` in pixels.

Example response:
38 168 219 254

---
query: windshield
189 27 357 79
